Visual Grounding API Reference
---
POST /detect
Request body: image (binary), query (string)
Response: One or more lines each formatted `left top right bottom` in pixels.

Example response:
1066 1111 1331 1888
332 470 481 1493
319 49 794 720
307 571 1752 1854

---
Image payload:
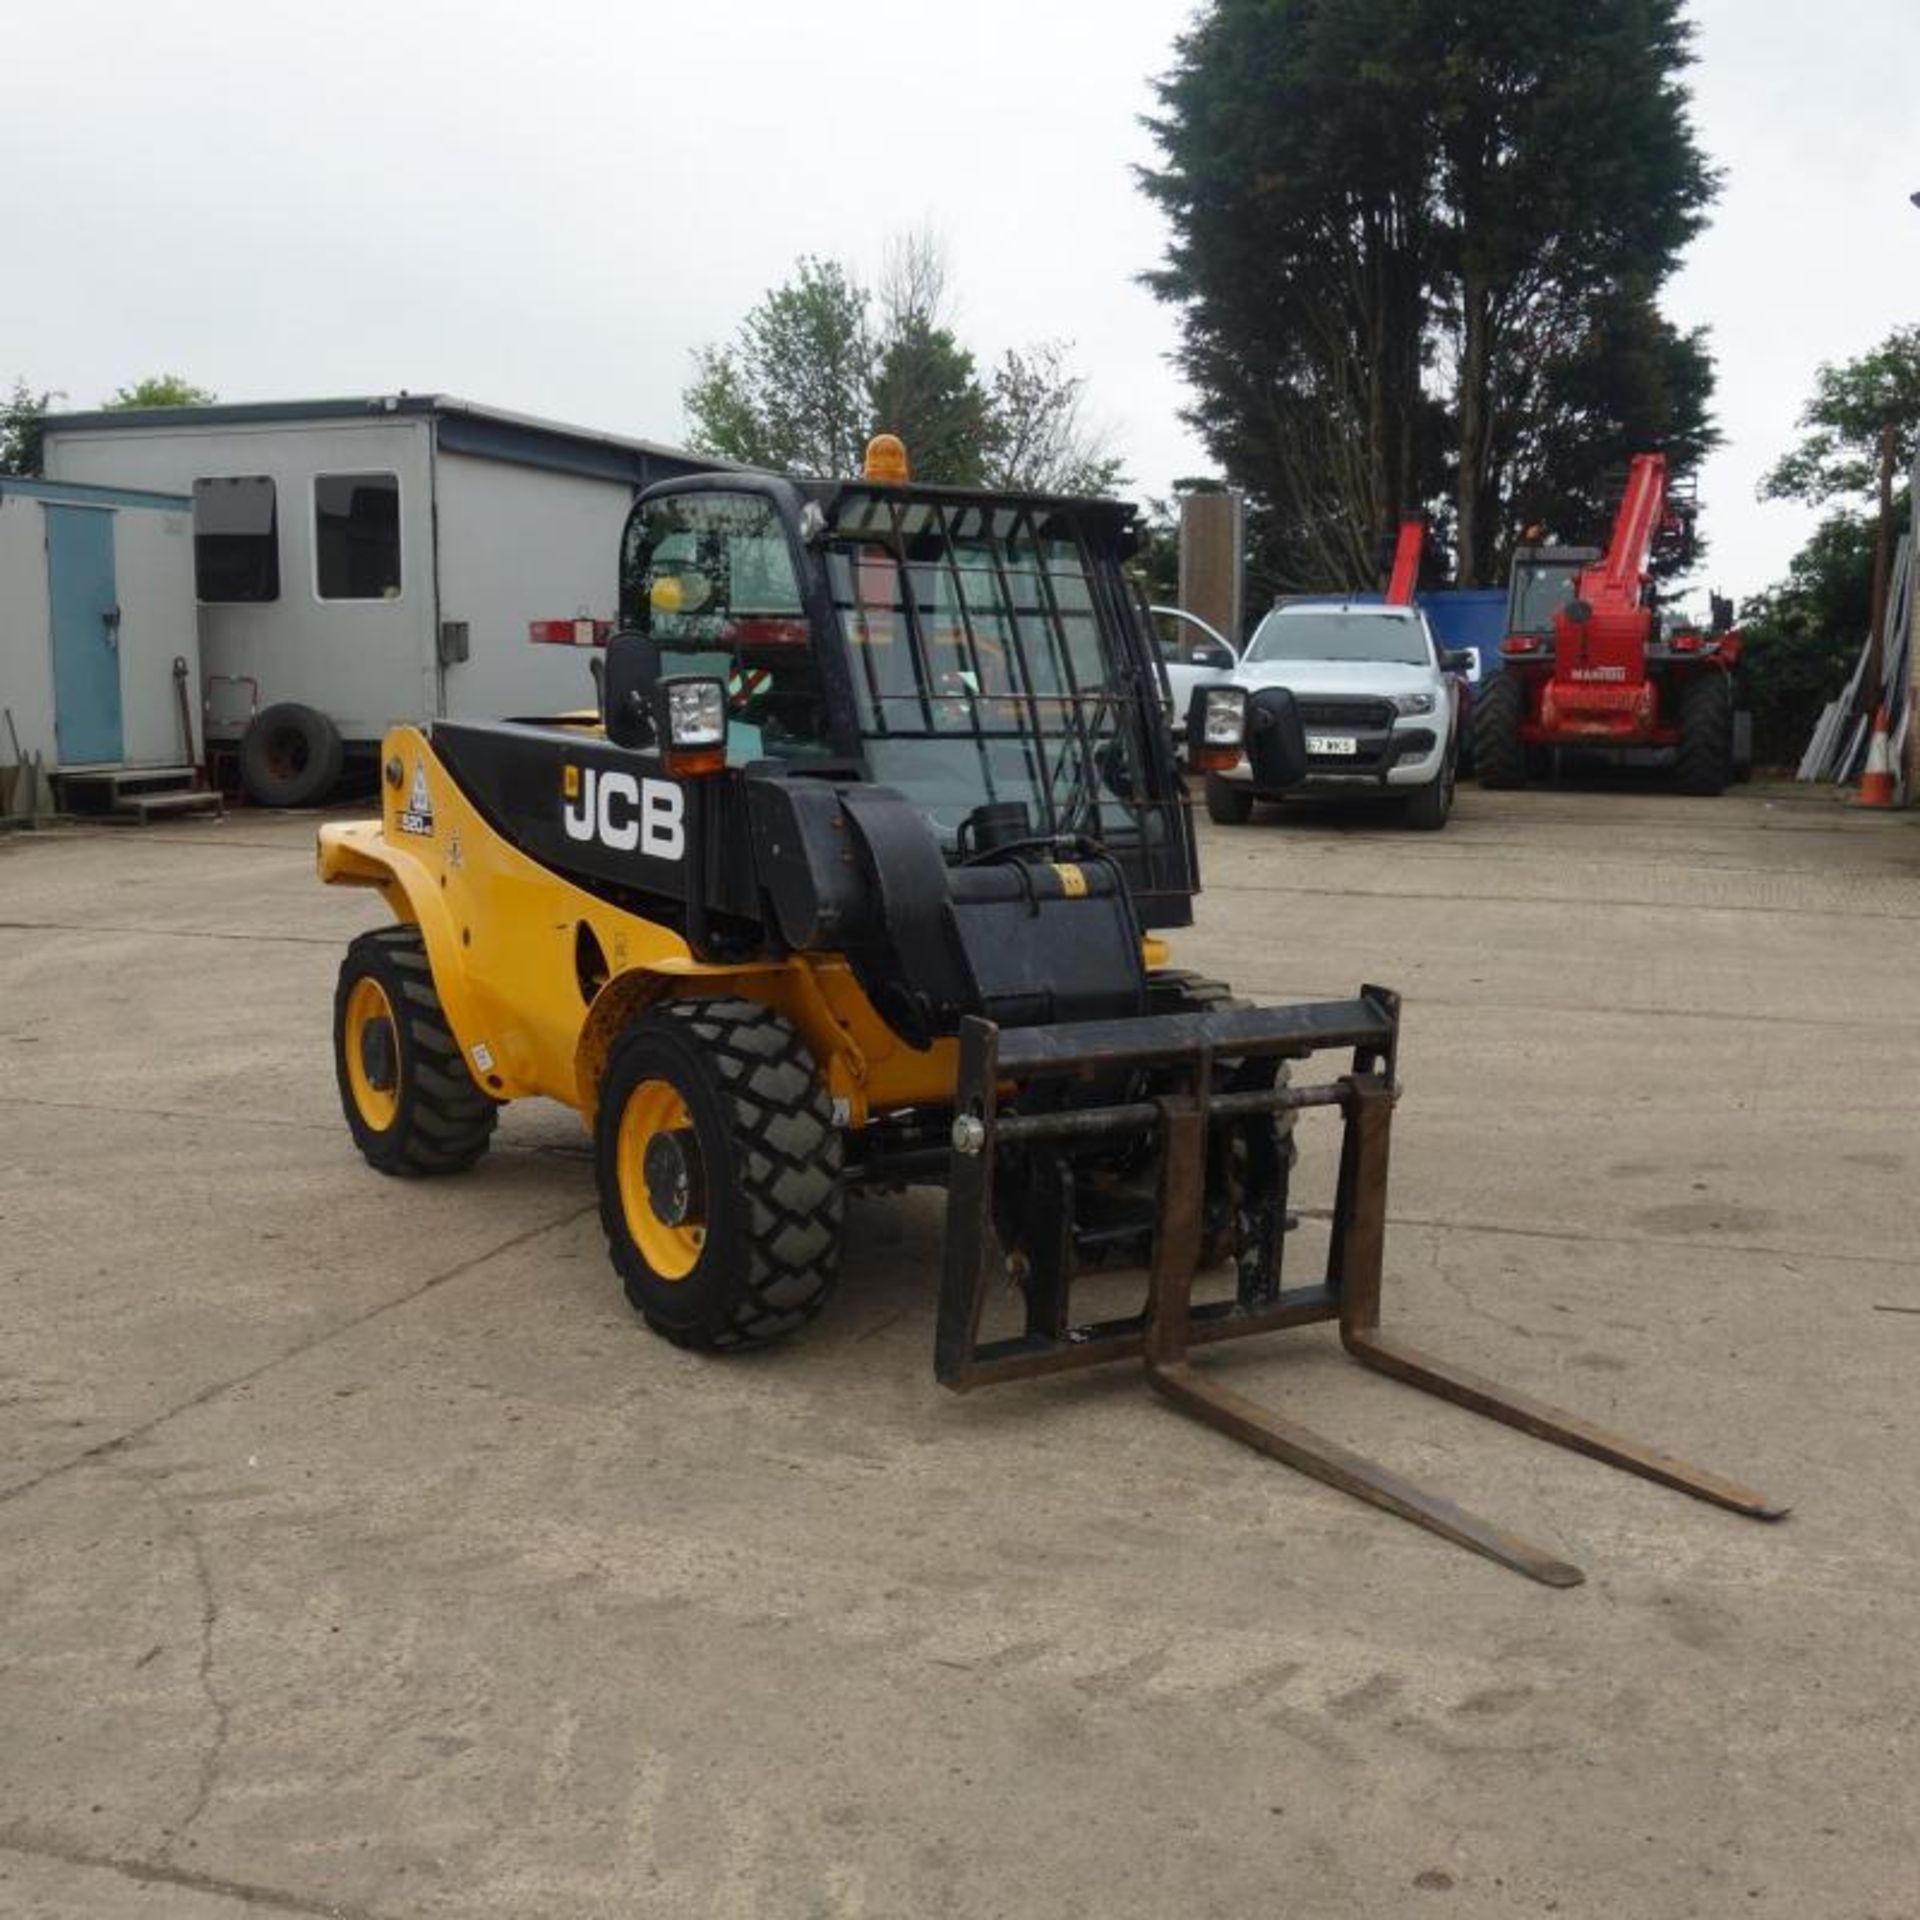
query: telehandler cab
318 439 1783 1585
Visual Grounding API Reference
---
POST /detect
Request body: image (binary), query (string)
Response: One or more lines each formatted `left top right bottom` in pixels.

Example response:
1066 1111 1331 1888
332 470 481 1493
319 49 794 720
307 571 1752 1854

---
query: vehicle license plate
1306 734 1358 756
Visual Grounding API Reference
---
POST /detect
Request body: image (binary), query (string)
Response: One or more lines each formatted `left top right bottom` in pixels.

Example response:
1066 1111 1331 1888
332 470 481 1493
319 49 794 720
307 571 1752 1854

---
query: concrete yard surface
2 782 1916 1918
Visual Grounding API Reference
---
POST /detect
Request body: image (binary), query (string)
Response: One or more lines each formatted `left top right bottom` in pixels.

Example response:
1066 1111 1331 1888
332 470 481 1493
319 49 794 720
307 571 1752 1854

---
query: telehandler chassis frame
937 987 1785 1586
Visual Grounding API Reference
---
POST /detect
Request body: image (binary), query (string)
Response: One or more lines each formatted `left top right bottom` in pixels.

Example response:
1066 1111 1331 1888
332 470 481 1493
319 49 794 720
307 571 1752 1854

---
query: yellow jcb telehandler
318 442 1784 1585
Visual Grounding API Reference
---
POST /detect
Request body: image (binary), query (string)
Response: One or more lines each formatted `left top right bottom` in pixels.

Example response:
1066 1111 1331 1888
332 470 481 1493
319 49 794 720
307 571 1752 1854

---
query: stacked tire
241 703 344 808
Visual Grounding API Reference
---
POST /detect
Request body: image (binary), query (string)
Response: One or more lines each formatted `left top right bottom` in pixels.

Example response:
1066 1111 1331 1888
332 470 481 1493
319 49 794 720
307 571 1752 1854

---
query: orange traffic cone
1857 703 1897 808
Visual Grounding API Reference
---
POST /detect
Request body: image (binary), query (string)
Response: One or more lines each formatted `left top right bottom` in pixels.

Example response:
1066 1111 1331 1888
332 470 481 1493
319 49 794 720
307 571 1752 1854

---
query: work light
652 674 729 777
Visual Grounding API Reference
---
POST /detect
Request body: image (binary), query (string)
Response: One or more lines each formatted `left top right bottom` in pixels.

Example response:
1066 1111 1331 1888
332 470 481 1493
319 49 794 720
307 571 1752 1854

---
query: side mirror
603 628 662 747
1442 648 1476 675
1193 639 1236 669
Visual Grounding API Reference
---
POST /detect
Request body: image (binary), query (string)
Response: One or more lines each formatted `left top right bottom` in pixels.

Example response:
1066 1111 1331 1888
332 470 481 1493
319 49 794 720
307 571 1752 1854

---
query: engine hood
1233 658 1437 699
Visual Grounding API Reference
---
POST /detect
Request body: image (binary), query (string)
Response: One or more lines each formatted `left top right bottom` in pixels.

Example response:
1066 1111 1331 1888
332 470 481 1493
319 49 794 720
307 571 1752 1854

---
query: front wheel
1403 744 1456 830
595 998 844 1350
1204 773 1256 824
1473 673 1526 789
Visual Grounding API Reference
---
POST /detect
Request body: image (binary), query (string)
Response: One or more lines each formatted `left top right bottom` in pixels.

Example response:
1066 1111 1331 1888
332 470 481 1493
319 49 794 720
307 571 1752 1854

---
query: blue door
46 505 124 765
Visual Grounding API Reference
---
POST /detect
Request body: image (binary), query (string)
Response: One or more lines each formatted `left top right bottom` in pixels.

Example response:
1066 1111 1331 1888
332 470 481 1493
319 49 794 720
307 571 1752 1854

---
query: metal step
107 789 224 824
52 765 222 825
57 763 202 799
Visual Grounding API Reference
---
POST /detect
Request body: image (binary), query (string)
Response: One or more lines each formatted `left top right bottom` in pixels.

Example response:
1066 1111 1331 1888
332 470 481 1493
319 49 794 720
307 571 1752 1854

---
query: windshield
1508 557 1584 636
1244 609 1430 667
824 492 1160 852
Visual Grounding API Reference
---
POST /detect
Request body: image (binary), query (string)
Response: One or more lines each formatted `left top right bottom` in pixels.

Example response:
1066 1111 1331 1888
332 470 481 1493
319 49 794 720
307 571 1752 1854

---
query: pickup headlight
1185 684 1248 772
1190 684 1248 748
1392 692 1437 717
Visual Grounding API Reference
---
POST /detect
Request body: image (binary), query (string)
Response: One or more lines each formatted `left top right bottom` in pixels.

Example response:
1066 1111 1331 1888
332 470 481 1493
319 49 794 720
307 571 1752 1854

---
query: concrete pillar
1178 491 1245 646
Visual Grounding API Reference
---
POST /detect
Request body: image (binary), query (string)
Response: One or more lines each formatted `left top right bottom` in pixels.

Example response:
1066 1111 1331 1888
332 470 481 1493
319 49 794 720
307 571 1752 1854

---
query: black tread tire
1146 971 1297 1280
1204 773 1256 824
1675 670 1732 796
596 998 843 1351
242 702 345 808
1403 740 1456 831
1473 672 1526 789
333 926 499 1176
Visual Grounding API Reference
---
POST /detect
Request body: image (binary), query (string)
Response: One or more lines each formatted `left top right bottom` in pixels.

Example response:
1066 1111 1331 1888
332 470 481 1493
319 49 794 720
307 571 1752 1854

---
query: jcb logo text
561 767 685 861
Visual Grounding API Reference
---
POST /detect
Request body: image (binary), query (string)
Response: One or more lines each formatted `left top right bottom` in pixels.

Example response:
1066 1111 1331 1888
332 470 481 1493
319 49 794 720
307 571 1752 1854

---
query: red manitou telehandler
1474 453 1742 793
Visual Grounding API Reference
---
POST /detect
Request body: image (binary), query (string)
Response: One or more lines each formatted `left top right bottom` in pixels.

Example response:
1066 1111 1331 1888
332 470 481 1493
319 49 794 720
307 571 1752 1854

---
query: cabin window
314 472 402 600
622 490 826 759
192 476 280 603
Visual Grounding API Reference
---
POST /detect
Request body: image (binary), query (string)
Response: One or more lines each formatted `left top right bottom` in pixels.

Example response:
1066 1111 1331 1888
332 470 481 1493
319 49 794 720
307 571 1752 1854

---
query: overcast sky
4 0 1916 604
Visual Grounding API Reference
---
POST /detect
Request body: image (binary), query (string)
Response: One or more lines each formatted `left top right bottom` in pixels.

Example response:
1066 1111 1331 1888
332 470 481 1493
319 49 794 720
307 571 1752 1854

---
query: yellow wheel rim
616 1078 705 1281
344 976 401 1131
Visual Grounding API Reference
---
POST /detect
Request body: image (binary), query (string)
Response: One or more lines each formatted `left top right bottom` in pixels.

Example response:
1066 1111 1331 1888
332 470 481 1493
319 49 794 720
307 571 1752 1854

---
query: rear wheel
333 927 498 1175
596 998 843 1350
1675 670 1732 795
1473 673 1526 788
1204 773 1256 824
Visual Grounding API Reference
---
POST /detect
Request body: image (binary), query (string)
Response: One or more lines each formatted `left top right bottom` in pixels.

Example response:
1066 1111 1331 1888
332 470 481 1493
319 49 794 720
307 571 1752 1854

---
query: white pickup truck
1204 602 1470 831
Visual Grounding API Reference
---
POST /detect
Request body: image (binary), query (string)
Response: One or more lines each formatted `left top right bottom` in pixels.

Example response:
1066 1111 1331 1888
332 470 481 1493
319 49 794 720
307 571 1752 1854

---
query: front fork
937 992 1785 1586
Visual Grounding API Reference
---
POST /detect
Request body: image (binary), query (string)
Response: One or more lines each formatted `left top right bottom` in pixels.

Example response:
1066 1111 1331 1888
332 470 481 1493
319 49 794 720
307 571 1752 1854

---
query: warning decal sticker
398 761 435 836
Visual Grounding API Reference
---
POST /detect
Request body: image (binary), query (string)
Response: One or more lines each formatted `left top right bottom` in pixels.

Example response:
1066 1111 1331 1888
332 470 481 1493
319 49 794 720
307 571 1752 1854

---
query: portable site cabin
0 474 213 819
41 396 719 804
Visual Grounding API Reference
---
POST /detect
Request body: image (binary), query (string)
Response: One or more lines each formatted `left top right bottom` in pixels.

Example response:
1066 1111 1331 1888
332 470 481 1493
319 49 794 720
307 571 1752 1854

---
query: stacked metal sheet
1797 524 1914 787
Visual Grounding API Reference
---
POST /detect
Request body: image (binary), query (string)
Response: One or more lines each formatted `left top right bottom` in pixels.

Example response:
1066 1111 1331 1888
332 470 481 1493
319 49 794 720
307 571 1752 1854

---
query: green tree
1738 516 1875 765
983 344 1126 496
1 378 60 475
683 237 1120 491
1141 0 1436 592
1760 324 1920 509
104 373 217 410
1429 0 1716 581
866 234 997 486
1740 327 1920 762
685 257 873 477
1142 0 1719 588
1504 287 1719 571
1128 478 1230 603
